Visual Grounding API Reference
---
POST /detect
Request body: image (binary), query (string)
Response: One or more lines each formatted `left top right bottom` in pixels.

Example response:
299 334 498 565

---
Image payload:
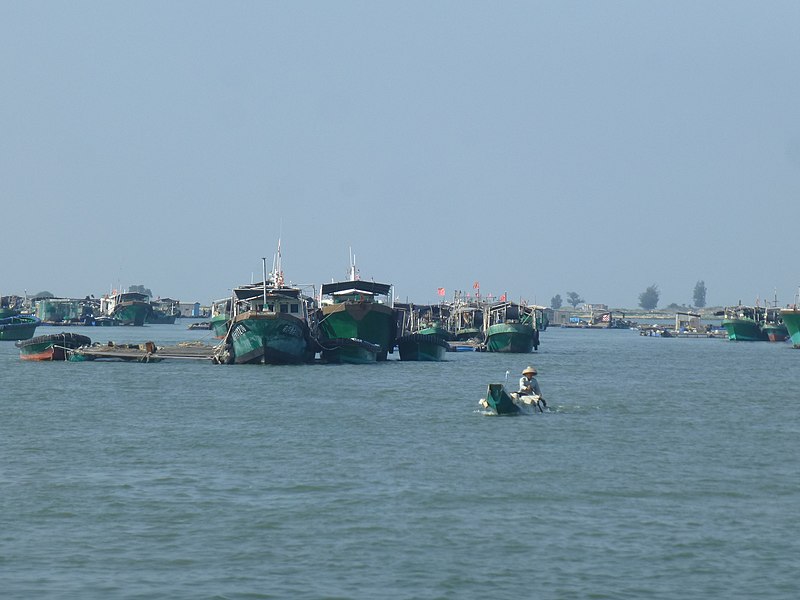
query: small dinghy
479 383 546 415
479 384 521 415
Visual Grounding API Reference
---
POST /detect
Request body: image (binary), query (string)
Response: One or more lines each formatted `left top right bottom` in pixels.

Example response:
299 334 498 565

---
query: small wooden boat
479 384 521 415
0 315 40 341
479 383 546 415
16 332 92 361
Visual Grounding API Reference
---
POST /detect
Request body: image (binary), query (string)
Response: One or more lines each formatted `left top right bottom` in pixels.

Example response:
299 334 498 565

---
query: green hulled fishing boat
16 332 91 361
100 292 151 326
224 255 317 365
315 257 396 364
486 322 536 352
396 332 449 361
394 304 449 361
721 305 766 341
780 307 800 348
209 298 232 339
760 307 788 342
146 298 180 324
448 301 484 342
484 301 541 353
0 315 40 341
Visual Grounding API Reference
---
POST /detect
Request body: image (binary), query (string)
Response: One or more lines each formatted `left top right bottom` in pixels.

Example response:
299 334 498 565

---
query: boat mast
262 257 268 307
348 247 357 281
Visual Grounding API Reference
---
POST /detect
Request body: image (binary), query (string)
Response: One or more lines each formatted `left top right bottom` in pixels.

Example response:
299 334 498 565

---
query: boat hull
762 323 789 342
722 318 766 341
781 309 800 348
16 333 92 361
146 311 176 324
396 333 448 361
482 384 521 416
228 312 314 364
452 327 483 342
0 316 40 341
317 302 396 361
485 323 536 353
319 338 381 364
112 301 150 326
210 314 230 339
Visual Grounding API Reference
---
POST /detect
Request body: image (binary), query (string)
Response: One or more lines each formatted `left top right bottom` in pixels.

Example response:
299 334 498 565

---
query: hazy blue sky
2 2 799 308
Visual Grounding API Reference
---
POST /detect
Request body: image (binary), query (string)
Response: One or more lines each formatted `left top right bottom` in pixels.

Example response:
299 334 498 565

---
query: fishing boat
314 337 382 364
780 306 800 348
146 298 180 324
761 307 789 342
0 295 22 319
720 305 767 341
99 291 151 326
396 332 449 361
0 314 40 341
209 297 232 339
484 301 542 352
16 332 92 361
447 298 484 342
224 254 318 365
315 253 397 364
394 304 450 361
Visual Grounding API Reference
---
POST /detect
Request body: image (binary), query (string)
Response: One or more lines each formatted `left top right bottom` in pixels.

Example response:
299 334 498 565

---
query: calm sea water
1 323 798 599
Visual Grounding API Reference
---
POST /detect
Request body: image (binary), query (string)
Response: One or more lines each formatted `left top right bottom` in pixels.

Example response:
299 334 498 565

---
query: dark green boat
394 304 450 361
16 332 92 361
0 315 40 341
100 292 151 326
447 302 484 342
721 305 772 341
225 275 317 365
484 301 541 353
315 270 396 364
146 298 180 324
480 384 521 415
209 298 232 339
315 337 382 364
396 332 449 361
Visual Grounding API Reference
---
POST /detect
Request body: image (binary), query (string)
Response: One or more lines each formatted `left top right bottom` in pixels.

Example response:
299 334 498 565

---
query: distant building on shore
177 302 209 318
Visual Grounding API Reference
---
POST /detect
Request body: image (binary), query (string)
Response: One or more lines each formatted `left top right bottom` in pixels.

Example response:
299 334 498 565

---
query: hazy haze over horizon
2 2 799 308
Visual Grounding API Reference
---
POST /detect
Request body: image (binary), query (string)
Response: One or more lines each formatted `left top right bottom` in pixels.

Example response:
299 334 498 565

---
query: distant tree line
548 281 708 311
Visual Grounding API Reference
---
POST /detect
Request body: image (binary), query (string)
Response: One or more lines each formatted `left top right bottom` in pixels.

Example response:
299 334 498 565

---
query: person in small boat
518 365 546 408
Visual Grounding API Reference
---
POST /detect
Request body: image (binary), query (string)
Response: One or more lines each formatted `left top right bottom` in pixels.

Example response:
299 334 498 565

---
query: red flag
473 281 480 289
500 293 507 301
437 287 445 297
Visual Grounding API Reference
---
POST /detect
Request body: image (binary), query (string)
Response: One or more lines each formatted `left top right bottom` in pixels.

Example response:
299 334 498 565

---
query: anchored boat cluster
2 257 548 363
